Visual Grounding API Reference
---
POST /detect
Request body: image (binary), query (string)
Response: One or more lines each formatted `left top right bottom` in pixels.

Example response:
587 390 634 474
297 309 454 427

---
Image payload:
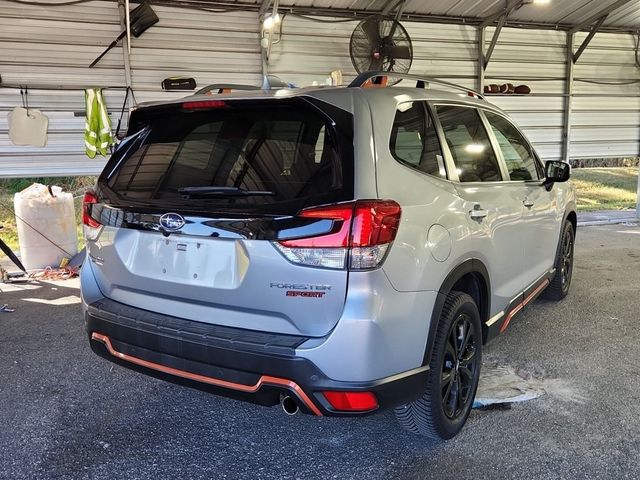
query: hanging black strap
115 86 134 140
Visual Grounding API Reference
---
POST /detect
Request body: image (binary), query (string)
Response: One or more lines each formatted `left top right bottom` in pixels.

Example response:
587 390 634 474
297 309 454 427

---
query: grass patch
572 167 638 211
0 177 96 259
0 169 637 260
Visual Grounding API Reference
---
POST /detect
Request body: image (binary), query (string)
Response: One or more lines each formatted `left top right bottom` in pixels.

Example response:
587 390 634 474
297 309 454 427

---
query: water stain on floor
473 363 586 409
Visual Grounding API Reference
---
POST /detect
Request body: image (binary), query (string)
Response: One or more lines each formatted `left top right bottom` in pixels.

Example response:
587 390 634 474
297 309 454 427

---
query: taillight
274 200 401 270
322 391 378 412
82 190 102 241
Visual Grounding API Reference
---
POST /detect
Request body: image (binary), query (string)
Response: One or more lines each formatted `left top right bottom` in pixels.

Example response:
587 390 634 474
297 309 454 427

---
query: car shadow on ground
1 277 453 480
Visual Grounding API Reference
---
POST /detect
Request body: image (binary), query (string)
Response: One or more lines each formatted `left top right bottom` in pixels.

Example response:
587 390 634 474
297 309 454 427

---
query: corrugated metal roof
202 0 640 30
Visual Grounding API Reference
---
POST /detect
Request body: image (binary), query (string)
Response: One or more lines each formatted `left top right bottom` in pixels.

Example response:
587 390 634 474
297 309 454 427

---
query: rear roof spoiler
195 84 261 95
194 75 295 96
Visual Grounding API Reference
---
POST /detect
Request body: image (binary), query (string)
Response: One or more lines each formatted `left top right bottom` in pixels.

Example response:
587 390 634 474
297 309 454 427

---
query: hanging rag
8 87 49 147
84 88 113 158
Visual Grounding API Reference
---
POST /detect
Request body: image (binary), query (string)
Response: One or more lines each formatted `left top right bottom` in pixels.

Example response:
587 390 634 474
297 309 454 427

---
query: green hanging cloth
84 88 113 158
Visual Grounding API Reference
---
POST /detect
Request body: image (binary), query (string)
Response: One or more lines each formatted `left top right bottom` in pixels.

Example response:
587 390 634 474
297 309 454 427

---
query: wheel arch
565 209 577 232
557 205 577 260
422 259 491 365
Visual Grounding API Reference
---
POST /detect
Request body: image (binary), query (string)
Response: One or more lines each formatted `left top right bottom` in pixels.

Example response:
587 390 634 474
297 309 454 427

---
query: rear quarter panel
363 93 475 293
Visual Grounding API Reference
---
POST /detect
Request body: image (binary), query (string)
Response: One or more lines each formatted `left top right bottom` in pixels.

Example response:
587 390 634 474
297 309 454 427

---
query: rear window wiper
177 186 275 198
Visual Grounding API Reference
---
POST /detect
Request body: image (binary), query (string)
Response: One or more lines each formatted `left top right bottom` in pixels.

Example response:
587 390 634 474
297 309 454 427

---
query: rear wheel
395 292 482 439
542 220 575 301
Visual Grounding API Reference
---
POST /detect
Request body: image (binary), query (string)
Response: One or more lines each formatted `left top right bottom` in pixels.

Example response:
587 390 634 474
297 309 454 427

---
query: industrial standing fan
349 15 413 81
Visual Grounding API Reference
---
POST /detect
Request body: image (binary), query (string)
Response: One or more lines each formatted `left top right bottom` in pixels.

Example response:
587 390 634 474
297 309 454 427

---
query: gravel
1 223 639 480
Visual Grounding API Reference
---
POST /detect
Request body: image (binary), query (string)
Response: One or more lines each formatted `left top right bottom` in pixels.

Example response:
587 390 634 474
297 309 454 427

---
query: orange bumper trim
91 332 323 416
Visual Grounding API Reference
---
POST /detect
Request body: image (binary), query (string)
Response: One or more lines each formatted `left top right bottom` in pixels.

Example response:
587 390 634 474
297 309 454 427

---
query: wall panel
0 1 261 178
1 4 638 177
571 31 640 159
0 0 123 177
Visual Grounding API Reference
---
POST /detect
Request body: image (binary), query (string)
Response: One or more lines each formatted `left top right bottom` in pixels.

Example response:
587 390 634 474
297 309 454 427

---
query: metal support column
477 27 485 92
259 0 277 77
117 0 132 88
561 33 574 164
636 163 640 219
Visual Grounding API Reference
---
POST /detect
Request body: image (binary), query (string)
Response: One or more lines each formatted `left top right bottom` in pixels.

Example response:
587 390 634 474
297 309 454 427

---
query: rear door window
484 111 541 181
435 105 503 182
104 100 353 215
390 102 446 178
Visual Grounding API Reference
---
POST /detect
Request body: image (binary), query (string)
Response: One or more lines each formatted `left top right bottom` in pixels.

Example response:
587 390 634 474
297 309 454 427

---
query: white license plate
129 234 243 288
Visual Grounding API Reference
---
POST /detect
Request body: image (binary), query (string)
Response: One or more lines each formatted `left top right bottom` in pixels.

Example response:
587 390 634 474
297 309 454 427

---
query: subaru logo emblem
159 213 185 231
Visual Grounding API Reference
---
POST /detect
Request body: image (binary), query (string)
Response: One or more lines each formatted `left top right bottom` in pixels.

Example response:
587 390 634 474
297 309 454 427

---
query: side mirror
544 160 570 187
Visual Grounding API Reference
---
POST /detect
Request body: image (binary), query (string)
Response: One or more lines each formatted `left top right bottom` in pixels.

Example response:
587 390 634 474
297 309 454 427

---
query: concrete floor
0 224 639 480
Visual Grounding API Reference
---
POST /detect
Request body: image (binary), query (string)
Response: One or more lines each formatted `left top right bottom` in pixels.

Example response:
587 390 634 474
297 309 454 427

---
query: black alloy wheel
542 220 575 301
394 291 482 439
441 313 478 419
560 226 574 294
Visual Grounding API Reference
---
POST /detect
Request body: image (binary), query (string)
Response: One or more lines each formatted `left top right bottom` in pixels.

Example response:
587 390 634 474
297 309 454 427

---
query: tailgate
86 96 354 337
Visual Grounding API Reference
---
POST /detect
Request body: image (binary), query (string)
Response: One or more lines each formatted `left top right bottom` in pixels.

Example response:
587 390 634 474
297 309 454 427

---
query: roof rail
195 84 261 95
348 71 485 100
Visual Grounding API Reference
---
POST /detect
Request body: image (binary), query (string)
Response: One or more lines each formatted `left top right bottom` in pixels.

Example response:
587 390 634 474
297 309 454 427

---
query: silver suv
81 72 576 439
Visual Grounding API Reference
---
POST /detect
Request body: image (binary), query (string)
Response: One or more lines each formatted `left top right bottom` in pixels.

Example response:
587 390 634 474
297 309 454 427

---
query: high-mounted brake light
82 190 102 241
274 200 401 270
181 100 227 110
323 391 378 412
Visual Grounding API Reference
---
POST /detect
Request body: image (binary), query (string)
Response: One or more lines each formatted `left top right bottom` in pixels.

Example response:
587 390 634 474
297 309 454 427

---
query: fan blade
382 45 412 60
361 19 382 44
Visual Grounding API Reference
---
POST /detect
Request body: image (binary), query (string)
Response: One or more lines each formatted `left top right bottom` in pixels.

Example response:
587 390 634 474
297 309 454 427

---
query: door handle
523 199 534 208
469 205 488 220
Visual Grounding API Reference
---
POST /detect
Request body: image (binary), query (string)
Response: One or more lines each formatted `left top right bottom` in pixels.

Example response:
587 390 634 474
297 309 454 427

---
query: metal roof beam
568 0 634 33
483 14 507 68
382 0 405 16
572 14 608 63
480 0 523 28
259 0 272 15
139 0 640 34
394 0 407 21
480 0 524 68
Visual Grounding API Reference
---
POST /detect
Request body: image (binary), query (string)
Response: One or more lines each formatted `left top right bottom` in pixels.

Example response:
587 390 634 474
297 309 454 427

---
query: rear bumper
85 298 429 416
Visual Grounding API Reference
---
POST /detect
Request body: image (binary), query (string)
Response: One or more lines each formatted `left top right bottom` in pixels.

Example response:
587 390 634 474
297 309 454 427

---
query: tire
395 292 482 440
541 220 575 301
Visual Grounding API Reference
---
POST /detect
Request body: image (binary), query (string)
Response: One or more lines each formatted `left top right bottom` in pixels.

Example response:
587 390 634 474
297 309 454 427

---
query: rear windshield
102 99 354 215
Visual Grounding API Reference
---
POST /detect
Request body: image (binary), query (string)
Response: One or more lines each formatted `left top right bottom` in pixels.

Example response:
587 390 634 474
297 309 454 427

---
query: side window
390 102 446 178
484 111 540 181
435 105 502 182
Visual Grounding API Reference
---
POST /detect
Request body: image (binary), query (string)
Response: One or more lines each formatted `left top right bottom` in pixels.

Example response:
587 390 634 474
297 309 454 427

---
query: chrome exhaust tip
281 395 299 416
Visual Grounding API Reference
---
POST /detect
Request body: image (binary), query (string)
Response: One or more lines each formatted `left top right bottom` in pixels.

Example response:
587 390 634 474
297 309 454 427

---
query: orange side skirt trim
499 278 550 333
91 332 323 416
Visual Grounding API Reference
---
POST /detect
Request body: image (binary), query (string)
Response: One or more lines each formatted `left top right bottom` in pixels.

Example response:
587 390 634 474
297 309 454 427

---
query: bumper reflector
323 391 378 412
